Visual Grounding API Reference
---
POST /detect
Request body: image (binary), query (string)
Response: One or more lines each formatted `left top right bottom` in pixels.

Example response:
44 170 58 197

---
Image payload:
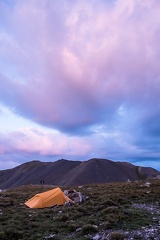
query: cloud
0 0 160 169
0 128 92 158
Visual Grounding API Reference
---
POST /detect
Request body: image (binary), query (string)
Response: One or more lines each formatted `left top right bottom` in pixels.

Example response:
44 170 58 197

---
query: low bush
109 231 125 240
80 224 98 235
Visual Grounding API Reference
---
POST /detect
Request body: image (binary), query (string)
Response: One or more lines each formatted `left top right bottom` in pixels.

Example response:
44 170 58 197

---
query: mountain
0 158 159 189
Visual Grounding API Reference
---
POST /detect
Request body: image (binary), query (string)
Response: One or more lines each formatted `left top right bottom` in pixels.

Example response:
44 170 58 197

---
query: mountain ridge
0 158 159 189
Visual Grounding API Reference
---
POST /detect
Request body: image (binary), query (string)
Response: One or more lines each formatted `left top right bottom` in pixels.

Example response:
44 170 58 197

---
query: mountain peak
0 158 159 189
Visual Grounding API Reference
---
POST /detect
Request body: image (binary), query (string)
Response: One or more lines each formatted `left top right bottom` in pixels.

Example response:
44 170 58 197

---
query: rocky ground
92 203 160 240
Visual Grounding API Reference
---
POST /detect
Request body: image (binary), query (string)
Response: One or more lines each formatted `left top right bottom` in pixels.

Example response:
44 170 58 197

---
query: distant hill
0 158 159 189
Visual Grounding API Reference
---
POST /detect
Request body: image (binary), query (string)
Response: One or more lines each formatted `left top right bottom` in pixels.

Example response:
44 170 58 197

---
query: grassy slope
0 180 160 240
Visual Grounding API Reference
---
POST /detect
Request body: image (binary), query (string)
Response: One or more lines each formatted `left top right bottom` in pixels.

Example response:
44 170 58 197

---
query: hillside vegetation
0 180 160 239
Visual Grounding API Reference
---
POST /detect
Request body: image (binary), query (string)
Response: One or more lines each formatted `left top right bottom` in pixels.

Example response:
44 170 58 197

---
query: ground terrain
0 179 160 239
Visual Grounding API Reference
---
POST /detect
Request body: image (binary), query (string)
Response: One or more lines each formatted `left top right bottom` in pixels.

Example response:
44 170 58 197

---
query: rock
76 228 82 232
44 234 55 239
93 233 101 240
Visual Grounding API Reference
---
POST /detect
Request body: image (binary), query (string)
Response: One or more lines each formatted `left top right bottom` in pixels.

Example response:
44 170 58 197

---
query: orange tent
24 187 72 208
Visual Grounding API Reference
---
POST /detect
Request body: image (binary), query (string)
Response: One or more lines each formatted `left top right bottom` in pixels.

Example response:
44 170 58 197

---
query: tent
24 187 72 208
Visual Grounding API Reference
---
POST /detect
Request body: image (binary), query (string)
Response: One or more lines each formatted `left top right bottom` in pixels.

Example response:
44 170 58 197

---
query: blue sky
0 0 160 170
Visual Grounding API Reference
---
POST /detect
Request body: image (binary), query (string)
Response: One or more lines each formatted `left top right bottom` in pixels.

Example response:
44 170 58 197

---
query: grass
0 180 160 239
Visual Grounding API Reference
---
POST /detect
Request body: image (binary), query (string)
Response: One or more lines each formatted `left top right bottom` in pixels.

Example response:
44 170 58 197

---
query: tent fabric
24 187 72 208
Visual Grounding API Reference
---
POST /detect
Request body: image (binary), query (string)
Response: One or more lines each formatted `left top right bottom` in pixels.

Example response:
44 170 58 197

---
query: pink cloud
0 128 93 158
0 0 160 169
0 0 160 133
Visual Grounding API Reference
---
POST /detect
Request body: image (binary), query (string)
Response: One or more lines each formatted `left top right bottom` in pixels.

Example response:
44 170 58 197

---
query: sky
0 0 160 171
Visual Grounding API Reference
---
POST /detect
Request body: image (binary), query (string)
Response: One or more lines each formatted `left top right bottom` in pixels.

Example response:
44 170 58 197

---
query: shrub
0 231 6 240
57 213 69 222
80 224 98 235
101 206 119 214
109 231 125 240
3 229 23 240
102 199 118 207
